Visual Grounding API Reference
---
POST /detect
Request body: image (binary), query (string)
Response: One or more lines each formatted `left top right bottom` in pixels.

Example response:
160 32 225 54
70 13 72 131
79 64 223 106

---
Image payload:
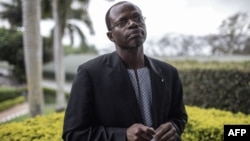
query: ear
107 31 115 42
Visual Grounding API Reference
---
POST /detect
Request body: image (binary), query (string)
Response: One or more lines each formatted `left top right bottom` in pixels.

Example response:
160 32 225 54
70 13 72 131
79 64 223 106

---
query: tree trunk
52 0 66 112
22 0 44 117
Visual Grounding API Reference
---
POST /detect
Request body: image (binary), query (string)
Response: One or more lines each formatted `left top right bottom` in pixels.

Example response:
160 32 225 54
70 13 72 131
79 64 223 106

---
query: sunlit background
1 0 250 56
56 0 250 55
0 1 250 140
85 0 250 55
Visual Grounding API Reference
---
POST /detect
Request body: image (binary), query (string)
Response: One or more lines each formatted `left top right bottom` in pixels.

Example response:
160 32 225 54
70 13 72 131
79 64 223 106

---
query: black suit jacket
63 52 187 141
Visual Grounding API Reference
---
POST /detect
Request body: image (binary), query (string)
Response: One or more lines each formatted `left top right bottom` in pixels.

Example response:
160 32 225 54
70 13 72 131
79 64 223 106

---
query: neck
116 47 145 69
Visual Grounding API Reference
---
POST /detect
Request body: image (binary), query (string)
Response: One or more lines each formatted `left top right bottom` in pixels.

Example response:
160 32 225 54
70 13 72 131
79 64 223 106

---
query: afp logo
224 125 250 141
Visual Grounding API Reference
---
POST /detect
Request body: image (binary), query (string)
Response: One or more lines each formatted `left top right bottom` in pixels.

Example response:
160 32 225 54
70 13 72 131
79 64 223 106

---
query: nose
127 19 139 27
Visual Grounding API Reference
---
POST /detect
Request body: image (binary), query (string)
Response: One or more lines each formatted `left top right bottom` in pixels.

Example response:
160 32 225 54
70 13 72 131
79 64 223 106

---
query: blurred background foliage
0 0 249 113
0 0 97 55
0 0 99 83
0 1 249 140
0 0 249 101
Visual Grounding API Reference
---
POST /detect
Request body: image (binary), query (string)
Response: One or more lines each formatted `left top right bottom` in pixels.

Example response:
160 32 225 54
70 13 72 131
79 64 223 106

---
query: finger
140 127 155 140
155 123 171 137
138 125 155 135
127 123 149 141
155 123 176 140
161 129 176 141
146 127 156 136
140 133 154 141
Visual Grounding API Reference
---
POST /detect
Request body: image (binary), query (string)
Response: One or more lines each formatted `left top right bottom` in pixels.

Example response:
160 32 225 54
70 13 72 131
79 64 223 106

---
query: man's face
107 3 147 49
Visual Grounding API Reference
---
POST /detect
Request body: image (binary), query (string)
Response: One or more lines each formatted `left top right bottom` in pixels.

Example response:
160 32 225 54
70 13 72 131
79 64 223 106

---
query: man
63 1 188 141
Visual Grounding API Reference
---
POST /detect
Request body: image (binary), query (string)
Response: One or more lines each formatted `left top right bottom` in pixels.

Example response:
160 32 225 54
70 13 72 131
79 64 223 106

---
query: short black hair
105 1 131 31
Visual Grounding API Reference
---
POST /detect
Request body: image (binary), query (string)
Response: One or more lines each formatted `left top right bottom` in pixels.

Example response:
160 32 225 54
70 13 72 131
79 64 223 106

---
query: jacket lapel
105 53 168 127
106 52 143 123
147 57 168 128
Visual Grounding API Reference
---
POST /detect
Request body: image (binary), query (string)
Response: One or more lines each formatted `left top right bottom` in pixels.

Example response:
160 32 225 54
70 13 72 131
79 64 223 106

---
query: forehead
109 3 142 20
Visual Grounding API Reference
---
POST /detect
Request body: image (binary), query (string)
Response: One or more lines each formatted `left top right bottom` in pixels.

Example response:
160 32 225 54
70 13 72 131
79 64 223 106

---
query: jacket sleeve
62 65 127 141
169 68 188 140
63 127 127 141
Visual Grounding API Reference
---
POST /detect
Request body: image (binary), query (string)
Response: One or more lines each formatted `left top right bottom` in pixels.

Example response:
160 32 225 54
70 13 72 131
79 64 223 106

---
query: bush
182 106 250 140
0 96 25 112
0 86 26 111
169 61 250 114
0 106 249 141
0 28 25 82
180 69 250 114
0 112 63 141
0 27 53 83
43 87 69 104
0 86 69 112
0 86 25 102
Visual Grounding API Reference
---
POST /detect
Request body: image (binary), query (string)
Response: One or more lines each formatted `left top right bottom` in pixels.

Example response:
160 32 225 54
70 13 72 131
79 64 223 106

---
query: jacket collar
106 52 166 127
106 51 164 77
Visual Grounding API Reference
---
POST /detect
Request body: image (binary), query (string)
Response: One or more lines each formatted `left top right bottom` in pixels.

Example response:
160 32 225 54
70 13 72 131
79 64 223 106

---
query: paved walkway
0 102 29 123
0 79 72 123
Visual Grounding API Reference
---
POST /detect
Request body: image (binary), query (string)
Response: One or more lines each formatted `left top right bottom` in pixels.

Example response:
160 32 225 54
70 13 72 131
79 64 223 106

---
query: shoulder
78 53 112 69
147 56 181 82
147 56 178 72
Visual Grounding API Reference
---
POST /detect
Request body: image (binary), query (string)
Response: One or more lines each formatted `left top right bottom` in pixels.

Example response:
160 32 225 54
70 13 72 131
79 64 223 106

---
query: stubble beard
120 38 145 50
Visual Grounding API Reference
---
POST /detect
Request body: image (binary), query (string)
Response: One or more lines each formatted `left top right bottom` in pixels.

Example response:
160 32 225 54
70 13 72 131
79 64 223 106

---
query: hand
154 122 177 141
126 123 155 141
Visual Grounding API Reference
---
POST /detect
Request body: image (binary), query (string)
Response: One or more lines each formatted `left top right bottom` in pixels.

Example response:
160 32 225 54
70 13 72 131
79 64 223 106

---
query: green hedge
0 86 26 112
180 69 250 114
0 96 25 112
0 86 25 102
170 60 250 71
43 87 69 104
169 61 250 114
0 86 69 111
43 60 250 114
0 106 249 141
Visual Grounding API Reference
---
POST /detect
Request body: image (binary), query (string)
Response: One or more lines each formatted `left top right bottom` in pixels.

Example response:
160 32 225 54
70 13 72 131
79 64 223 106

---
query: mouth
127 29 143 39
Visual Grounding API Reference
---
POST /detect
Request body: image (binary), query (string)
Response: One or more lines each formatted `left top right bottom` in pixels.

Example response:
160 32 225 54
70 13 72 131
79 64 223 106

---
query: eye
117 20 128 28
134 17 141 22
109 16 146 30
135 16 146 23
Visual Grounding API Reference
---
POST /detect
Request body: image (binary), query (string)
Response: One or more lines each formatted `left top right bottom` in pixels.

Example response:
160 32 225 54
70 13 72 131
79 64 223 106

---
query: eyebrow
116 13 142 21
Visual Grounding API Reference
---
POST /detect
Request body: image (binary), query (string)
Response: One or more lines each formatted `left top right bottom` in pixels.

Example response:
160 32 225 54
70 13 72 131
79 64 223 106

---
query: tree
210 12 250 54
52 0 68 112
2 0 110 112
0 28 25 82
156 33 210 56
51 0 97 111
22 0 44 117
0 0 96 50
0 27 52 83
0 0 22 29
1 0 95 112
